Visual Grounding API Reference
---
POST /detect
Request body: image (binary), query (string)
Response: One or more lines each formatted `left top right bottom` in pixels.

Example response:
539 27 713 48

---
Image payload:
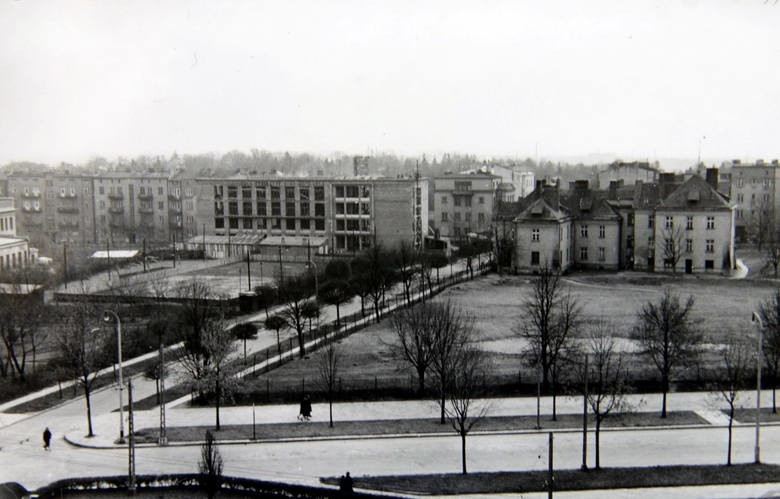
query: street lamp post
103 310 125 443
753 311 764 464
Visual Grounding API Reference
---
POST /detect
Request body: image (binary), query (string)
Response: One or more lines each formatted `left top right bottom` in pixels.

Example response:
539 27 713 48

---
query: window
314 186 324 201
286 219 296 230
454 181 471 192
257 202 267 216
242 185 252 198
300 202 310 217
99 200 105 209
99 186 105 195
465 212 471 221
648 237 654 248
256 185 267 199
705 259 714 270
479 196 485 204
215 218 224 229
705 239 714 253
158 187 164 196
335 186 345 198
737 193 744 203
531 251 540 265
648 216 654 229
271 202 281 216
442 212 448 222
158 201 164 210
271 186 280 199
315 219 324 230
531 228 540 242
229 202 238 216
243 218 253 229
580 225 588 238
256 219 266 229
286 202 296 216
599 225 605 239
665 216 673 229
300 219 310 230
227 186 237 198
628 213 634 226
243 202 252 216
300 187 309 200
229 218 238 229
464 197 471 207
706 216 715 230
580 247 588 261
478 213 485 223
441 195 448 205
686 239 693 253
598 247 605 262
285 186 295 199
315 203 324 216
686 216 693 230
738 177 744 188
454 212 461 221
454 197 462 207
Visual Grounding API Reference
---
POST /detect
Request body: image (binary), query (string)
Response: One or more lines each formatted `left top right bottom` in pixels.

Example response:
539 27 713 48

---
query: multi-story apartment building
512 171 735 275
431 172 500 239
196 175 428 254
594 161 660 189
0 197 33 272
6 170 94 251
512 182 574 273
726 159 780 242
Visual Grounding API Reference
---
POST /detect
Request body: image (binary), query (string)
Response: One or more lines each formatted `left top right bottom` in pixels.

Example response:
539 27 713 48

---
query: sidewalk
63 389 777 449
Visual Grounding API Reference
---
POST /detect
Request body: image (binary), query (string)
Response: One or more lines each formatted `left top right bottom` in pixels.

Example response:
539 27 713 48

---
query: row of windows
736 177 772 188
735 193 771 204
441 212 486 223
0 217 14 232
0 251 28 271
217 184 327 201
653 216 716 230
216 201 326 217
215 217 326 231
441 195 486 206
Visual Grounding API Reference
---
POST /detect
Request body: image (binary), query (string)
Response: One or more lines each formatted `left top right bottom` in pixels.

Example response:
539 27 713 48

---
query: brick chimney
705 168 719 191
542 183 560 209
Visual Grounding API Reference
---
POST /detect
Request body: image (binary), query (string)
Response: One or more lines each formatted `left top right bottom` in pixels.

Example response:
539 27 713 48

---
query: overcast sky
0 0 778 167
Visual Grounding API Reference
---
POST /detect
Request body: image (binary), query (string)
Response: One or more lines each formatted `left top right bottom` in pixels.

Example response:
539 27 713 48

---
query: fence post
266 378 270 399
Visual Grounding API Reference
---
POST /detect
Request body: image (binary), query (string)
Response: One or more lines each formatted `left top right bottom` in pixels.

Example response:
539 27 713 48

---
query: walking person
42 427 51 451
298 395 312 422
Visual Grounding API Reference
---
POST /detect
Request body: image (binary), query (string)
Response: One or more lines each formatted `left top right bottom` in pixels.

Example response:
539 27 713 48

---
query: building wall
514 219 573 273
652 210 735 273
573 220 621 270
728 162 778 240
431 174 500 238
632 210 655 271
0 197 32 272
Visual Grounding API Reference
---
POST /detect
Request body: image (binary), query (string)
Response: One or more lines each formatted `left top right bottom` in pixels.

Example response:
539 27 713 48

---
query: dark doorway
685 259 693 274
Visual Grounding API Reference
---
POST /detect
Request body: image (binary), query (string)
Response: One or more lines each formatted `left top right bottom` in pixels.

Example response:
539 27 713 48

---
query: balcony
108 207 124 215
168 193 180 200
21 191 41 199
59 191 77 199
138 192 154 201
57 206 79 214
108 192 124 200
59 222 79 230
109 220 125 229
140 207 154 215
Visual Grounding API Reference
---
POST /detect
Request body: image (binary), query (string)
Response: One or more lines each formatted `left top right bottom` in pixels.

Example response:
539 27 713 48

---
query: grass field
240 271 779 402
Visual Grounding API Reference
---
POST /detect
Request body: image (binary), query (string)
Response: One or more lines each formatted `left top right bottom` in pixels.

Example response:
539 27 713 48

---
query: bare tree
265 314 287 356
232 323 257 363
201 315 237 431
765 232 780 278
53 299 107 437
321 279 352 330
661 225 687 274
198 429 224 499
279 276 310 358
584 321 629 469
390 301 437 394
444 346 491 474
758 289 780 413
634 288 700 418
430 300 471 424
520 266 581 419
0 289 48 380
717 338 753 466
354 244 395 323
316 341 340 428
395 240 417 305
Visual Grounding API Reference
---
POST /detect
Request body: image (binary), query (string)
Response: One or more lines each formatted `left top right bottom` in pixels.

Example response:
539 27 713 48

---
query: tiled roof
658 175 732 211
514 198 569 222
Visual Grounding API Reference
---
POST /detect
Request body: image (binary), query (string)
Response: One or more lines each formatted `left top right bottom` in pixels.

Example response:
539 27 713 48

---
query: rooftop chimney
541 183 560 209
705 168 719 191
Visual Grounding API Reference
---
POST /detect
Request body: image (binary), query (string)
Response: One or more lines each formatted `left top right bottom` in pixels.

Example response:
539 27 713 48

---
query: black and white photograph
0 1 779 497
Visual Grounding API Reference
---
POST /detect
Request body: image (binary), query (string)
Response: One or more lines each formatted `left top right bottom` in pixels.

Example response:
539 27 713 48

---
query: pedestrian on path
42 427 51 451
298 395 312 422
338 471 353 495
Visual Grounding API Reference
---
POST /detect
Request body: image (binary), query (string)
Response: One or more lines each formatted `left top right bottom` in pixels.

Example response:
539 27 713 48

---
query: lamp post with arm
103 310 125 443
753 311 764 464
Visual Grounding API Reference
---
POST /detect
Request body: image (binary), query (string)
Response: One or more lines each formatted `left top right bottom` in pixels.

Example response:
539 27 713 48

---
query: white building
0 198 33 273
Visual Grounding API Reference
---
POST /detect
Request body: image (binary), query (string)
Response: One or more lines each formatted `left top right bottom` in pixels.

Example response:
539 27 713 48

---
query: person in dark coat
42 428 51 450
343 472 353 493
299 395 312 422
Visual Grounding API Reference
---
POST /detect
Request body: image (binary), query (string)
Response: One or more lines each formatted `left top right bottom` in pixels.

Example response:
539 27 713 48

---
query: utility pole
582 354 589 471
142 238 147 273
158 330 167 446
127 378 136 494
202 223 206 261
548 432 554 499
278 244 284 284
63 241 68 289
227 229 232 258
536 365 542 430
246 250 252 291
754 311 763 464
106 239 111 282
172 232 177 269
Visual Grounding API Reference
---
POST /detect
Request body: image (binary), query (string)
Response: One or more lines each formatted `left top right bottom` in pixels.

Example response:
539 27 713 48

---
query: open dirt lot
241 271 779 399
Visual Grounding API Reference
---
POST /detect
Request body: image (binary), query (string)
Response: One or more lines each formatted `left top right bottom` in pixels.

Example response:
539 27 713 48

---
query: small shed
258 236 328 262
186 234 264 259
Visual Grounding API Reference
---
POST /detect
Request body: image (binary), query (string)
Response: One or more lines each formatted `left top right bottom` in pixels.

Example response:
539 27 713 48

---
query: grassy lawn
237 272 778 403
338 463 780 495
133 410 705 443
